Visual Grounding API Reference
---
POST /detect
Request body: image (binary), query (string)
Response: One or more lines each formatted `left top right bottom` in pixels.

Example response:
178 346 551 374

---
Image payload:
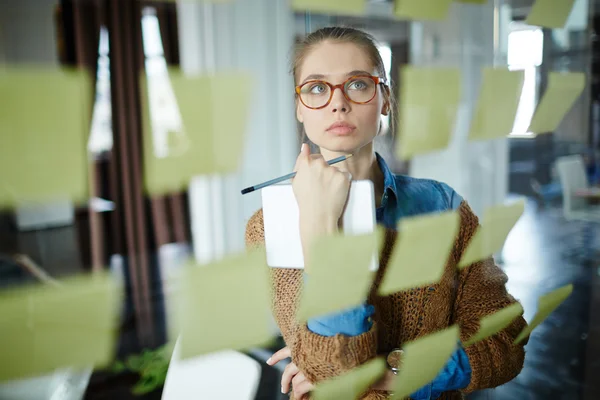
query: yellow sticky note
379 211 459 296
395 0 453 20
169 250 274 359
514 284 573 345
458 199 525 269
140 69 252 195
396 66 461 160
464 302 523 347
0 273 121 382
527 72 585 134
469 68 524 141
297 233 379 322
526 0 576 29
0 67 91 208
292 0 366 15
391 326 459 398
313 358 386 400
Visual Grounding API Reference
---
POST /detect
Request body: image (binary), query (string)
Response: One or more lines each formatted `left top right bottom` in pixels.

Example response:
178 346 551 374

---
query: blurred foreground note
0 67 91 208
297 233 379 322
469 68 524 141
464 303 523 347
379 211 459 296
526 0 576 29
170 250 273 359
396 67 461 160
0 273 121 382
514 284 573 345
391 326 459 398
313 358 386 400
395 0 453 20
292 0 365 15
527 72 585 134
458 199 525 268
141 69 252 195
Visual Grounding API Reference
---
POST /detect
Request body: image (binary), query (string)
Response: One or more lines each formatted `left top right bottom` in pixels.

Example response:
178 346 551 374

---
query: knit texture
245 201 527 400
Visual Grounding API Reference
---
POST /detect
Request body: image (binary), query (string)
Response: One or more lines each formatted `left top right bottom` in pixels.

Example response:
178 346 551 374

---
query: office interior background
1 0 599 399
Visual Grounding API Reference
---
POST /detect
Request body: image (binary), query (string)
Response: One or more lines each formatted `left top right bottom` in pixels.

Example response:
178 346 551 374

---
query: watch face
387 349 404 371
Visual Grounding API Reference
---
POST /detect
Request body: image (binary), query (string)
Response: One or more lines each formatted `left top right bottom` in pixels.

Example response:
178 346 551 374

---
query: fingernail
281 387 285 394
266 358 272 364
301 143 306 151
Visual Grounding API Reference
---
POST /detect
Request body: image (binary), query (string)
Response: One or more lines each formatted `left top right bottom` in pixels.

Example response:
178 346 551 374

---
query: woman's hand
267 346 315 399
293 144 351 232
292 144 352 269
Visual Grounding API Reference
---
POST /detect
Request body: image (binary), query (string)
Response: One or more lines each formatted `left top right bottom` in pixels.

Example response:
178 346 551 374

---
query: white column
409 1 508 217
178 0 297 261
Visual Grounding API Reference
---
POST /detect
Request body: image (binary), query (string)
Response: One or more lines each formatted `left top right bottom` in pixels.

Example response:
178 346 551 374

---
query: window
88 26 113 155
508 25 543 137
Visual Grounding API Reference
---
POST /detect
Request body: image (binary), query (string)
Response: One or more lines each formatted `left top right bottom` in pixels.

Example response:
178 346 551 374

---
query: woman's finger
266 346 291 366
292 373 314 399
280 362 300 394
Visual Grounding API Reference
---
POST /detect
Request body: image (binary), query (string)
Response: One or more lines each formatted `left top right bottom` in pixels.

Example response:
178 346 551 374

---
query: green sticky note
313 358 386 400
297 233 379 322
527 72 585 135
395 0 453 20
458 199 525 269
141 69 252 195
0 273 121 382
464 302 523 347
469 68 524 141
391 326 459 398
396 66 461 160
292 0 366 15
169 250 274 359
379 211 459 296
0 67 91 209
526 0 576 29
514 284 573 345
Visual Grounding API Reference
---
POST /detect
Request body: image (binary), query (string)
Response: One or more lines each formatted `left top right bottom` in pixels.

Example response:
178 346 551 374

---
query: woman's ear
296 99 304 123
381 85 391 116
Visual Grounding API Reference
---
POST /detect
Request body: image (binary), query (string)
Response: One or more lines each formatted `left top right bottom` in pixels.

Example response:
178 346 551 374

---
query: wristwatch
386 348 404 375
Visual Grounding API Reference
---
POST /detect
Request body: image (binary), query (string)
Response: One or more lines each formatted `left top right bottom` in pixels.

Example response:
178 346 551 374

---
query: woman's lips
327 121 356 135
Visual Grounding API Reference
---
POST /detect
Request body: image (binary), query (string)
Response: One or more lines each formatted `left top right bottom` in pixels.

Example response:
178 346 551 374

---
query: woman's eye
348 80 368 90
309 84 327 94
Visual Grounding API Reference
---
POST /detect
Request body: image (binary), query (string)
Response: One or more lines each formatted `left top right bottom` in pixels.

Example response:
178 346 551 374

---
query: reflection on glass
88 26 113 155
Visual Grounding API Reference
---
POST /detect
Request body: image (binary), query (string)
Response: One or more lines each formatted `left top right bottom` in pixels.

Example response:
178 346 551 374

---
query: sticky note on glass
395 0 453 20
0 273 121 382
391 325 459 398
297 233 378 322
379 211 459 296
0 67 91 209
527 72 585 134
458 199 524 269
292 0 365 15
169 250 274 359
313 357 386 400
526 0 576 29
140 69 252 195
514 284 573 345
464 302 523 347
396 66 461 160
469 68 524 141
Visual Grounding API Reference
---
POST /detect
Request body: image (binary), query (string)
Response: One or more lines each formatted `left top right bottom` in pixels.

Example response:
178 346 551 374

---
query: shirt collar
375 152 398 201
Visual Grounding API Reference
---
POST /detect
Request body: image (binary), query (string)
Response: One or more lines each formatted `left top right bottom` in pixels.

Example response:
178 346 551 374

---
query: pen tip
346 153 354 159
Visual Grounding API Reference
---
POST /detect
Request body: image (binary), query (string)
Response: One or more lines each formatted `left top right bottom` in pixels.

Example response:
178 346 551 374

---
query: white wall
177 0 297 261
409 0 508 217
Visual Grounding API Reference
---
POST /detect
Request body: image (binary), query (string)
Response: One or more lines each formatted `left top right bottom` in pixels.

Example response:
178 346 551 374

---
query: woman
245 27 526 400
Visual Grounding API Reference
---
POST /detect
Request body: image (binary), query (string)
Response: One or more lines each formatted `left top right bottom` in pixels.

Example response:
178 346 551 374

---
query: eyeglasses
295 75 386 110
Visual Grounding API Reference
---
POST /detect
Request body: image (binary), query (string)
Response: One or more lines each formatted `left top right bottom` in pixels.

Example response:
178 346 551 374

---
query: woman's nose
330 87 350 113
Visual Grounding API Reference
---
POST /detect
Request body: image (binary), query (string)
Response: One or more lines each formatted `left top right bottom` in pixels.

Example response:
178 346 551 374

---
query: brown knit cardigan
245 201 527 399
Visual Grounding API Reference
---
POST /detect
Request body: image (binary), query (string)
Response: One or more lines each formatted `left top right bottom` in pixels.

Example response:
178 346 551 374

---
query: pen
241 153 354 195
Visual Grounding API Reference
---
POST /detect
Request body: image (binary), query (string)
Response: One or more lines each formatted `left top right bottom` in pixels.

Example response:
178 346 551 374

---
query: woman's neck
319 143 386 207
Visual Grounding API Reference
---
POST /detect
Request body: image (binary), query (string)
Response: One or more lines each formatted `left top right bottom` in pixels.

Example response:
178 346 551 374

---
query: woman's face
296 41 389 154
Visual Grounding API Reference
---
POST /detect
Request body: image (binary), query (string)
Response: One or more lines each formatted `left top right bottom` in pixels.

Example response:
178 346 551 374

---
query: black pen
241 154 354 195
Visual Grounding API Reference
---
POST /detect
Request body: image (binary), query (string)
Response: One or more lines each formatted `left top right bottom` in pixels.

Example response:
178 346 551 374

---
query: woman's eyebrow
301 70 373 84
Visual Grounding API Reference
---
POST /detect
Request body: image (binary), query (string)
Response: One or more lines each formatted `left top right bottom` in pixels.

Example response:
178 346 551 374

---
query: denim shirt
306 153 471 399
